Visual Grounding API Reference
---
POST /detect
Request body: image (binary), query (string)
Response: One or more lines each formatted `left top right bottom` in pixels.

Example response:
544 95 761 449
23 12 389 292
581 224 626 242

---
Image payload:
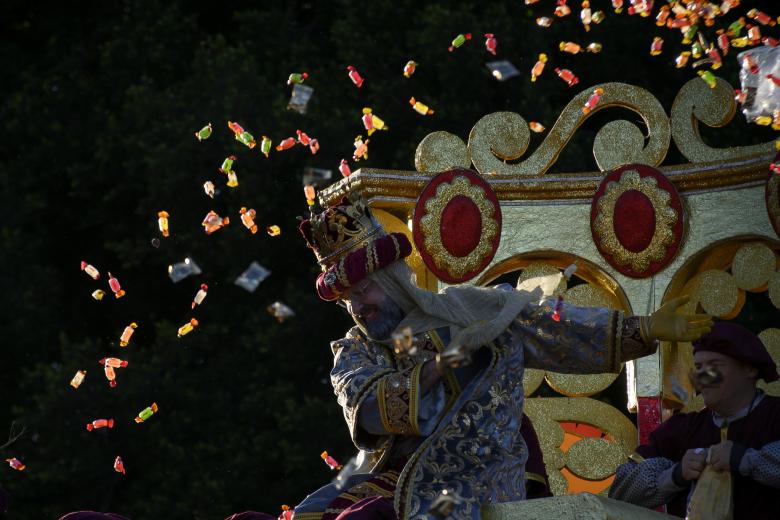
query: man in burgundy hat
609 321 780 519
290 194 711 520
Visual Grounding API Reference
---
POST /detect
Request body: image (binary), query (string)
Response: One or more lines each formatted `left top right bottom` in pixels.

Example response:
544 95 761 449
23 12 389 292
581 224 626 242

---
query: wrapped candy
554 67 579 87
486 60 519 81
219 155 236 175
86 419 114 431
728 17 746 38
304 185 317 207
559 41 582 54
580 1 592 32
192 283 208 309
101 357 129 368
409 97 434 115
228 121 245 135
260 136 273 158
302 166 332 187
70 370 87 389
91 289 105 301
655 5 670 26
586 42 603 53
531 54 547 82
168 257 201 283
529 121 545 133
448 33 471 52
536 17 552 28
114 455 125 475
266 225 281 236
675 51 691 68
240 207 258 234
403 60 417 78
691 41 704 59
321 451 342 470
194 123 212 142
339 159 351 178
279 505 293 520
81 261 100 280
6 458 25 471
353 136 370 161
591 10 605 24
134 402 159 423
747 9 775 27
612 0 623 13
288 83 314 114
103 365 117 387
203 180 215 199
296 130 312 146
119 322 137 347
362 108 388 136
698 70 717 89
308 138 320 155
202 211 230 235
267 301 295 322
107 272 125 299
228 121 256 149
235 261 271 293
484 33 497 55
717 31 730 55
177 318 198 338
287 72 308 85
346 65 364 88
748 25 762 45
650 36 663 56
555 4 571 17
157 211 170 237
582 87 605 114
225 171 239 188
276 137 297 151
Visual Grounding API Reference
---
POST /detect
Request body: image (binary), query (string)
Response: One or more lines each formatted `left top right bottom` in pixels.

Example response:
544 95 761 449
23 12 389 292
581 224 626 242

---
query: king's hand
643 295 713 343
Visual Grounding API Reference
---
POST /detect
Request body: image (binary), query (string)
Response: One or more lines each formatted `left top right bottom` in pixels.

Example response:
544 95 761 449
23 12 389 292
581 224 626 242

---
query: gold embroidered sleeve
376 364 423 436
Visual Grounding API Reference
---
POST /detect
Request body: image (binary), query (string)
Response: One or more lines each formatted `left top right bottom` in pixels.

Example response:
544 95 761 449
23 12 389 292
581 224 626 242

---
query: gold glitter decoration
566 438 627 481
467 83 669 177
482 493 679 519
414 131 470 173
524 397 638 497
419 175 498 278
695 269 741 318
546 284 621 397
523 368 545 397
758 328 780 397
769 272 780 310
671 75 775 163
593 170 678 272
515 261 567 296
731 243 777 291
768 174 780 236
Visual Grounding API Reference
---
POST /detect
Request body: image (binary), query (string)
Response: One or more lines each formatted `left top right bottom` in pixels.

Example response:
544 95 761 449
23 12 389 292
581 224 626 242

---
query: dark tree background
0 1 776 518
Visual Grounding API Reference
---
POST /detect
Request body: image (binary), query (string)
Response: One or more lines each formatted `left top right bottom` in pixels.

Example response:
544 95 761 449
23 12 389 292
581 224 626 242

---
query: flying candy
108 272 125 299
240 207 258 234
586 42 602 53
101 357 129 368
279 505 293 520
177 318 199 338
168 257 201 283
698 70 717 89
6 458 25 471
157 211 170 238
70 370 86 389
192 284 208 309
219 155 236 175
267 225 281 237
747 9 775 27
583 88 605 114
134 402 159 423
276 137 297 151
202 211 230 235
287 72 309 85
260 136 273 158
409 97 434 115
655 5 670 26
203 181 215 199
486 60 520 81
403 60 418 78
235 261 271 293
448 33 471 52
195 123 212 142
339 159 351 178
92 290 105 301
591 10 605 24
529 121 546 133
650 37 663 56
346 66 364 88
225 171 238 188
611 0 623 13
267 301 295 323
86 419 114 431
555 4 571 17
304 185 317 207
484 34 497 55
580 1 592 32
362 108 388 136
554 68 579 87
353 136 370 161
321 451 342 470
531 54 547 82
748 26 762 45
119 323 137 347
296 130 312 146
536 17 552 28
228 121 256 149
288 83 315 114
675 51 691 68
309 138 320 155
81 261 100 280
114 456 125 475
559 41 582 54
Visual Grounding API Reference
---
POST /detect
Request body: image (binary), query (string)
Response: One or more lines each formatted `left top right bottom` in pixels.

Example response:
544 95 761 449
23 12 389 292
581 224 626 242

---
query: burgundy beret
693 321 778 383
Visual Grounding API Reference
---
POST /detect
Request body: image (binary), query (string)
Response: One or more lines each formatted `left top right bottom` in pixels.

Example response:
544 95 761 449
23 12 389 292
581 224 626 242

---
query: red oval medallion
440 195 482 257
613 189 656 253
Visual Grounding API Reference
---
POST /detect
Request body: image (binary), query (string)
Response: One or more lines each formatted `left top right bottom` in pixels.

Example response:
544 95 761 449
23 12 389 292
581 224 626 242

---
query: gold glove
641 295 713 343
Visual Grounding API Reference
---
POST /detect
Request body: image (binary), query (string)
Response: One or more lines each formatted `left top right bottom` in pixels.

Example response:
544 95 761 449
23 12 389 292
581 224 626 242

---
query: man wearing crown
292 191 713 520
